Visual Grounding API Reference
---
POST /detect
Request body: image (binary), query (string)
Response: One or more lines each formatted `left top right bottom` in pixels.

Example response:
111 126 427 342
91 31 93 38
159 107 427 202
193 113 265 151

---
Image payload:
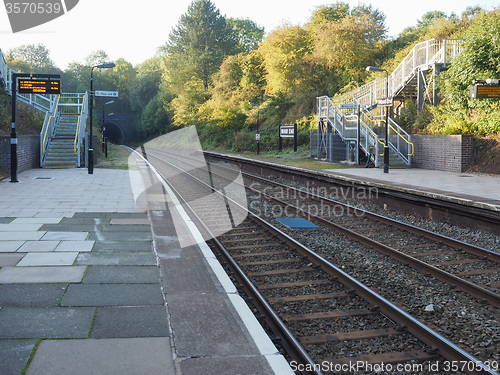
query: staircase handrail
40 95 61 166
74 93 88 164
333 38 464 108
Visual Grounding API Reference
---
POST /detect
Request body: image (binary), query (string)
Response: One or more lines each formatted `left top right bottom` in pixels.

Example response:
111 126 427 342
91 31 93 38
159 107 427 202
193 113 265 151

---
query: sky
0 0 499 70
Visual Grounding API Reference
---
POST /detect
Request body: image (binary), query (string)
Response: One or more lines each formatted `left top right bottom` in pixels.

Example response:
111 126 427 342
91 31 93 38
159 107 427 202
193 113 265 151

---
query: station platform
324 167 500 212
0 167 292 375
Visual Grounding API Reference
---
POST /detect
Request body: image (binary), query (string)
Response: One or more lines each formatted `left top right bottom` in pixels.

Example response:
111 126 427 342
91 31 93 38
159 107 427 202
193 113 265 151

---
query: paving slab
11 218 62 224
82 266 160 284
26 338 174 375
111 218 150 225
0 253 25 266
92 240 153 252
102 224 151 232
92 306 169 338
0 241 24 252
75 251 156 266
0 232 45 241
17 252 78 266
0 266 87 283
18 241 60 252
0 340 37 375
0 284 68 307
41 232 89 241
55 240 95 252
159 256 224 294
86 231 152 241
167 293 262 357
0 224 42 231
61 284 164 306
0 307 95 338
179 356 280 375
39 224 96 232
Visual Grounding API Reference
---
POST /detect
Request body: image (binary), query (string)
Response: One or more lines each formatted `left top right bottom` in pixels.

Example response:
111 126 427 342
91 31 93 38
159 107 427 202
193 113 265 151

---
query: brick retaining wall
0 135 40 173
411 134 474 172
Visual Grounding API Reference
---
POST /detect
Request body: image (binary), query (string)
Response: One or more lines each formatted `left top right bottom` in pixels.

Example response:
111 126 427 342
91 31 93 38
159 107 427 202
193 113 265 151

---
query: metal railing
40 95 60 167
333 39 464 108
317 95 382 166
74 93 88 166
317 39 462 167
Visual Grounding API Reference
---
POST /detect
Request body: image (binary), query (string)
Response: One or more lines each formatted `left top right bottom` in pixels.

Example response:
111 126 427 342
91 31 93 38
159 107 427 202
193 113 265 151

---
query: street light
89 62 115 174
366 65 390 173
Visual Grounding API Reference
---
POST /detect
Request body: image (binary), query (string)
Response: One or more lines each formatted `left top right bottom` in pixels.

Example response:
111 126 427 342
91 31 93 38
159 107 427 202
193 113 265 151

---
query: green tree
227 18 265 54
417 11 448 29
429 10 500 134
6 44 60 73
163 0 237 92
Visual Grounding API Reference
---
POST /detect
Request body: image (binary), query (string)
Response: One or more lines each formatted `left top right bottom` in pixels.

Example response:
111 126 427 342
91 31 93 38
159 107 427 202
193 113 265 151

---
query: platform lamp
366 65 390 173
89 62 115 174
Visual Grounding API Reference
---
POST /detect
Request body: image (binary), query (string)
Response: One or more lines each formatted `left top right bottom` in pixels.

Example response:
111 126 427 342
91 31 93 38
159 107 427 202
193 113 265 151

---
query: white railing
317 95 382 166
318 38 463 167
334 39 464 108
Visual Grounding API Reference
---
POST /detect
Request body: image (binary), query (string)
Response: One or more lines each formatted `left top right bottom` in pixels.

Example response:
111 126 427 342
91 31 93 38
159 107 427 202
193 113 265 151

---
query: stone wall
411 134 474 172
0 135 40 173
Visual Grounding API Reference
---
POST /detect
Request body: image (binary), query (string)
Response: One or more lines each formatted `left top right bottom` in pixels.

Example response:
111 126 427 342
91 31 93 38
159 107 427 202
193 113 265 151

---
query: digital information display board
18 78 61 94
470 85 500 99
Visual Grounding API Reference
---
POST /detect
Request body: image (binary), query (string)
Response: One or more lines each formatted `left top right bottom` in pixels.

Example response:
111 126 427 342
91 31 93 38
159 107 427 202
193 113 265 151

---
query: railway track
127 146 499 374
242 173 500 307
204 151 500 236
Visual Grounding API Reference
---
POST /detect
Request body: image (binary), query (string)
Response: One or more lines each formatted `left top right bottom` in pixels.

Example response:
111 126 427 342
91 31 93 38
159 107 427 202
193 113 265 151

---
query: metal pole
356 104 360 164
88 67 94 174
293 123 297 152
384 71 390 173
10 73 18 183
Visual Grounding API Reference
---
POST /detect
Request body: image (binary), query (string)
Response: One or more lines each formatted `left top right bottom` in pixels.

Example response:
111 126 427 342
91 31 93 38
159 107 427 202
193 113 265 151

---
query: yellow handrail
73 94 86 154
42 95 61 155
74 115 81 154
389 124 415 156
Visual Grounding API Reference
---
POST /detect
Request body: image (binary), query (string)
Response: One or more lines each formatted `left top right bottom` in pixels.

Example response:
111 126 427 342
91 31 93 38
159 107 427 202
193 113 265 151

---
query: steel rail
245 172 500 264
133 147 498 375
233 171 500 309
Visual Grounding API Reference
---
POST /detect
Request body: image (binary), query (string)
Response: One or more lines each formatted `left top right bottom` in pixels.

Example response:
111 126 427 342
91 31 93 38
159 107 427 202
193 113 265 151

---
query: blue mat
276 218 318 229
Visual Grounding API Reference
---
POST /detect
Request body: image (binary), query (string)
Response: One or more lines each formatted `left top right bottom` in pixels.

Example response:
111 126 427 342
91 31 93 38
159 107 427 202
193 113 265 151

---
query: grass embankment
212 146 362 170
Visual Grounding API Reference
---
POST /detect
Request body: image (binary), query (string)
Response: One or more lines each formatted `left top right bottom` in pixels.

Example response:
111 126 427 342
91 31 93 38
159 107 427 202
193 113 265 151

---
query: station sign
470 85 500 99
340 103 358 109
18 78 61 94
280 125 295 138
95 91 119 98
377 97 393 107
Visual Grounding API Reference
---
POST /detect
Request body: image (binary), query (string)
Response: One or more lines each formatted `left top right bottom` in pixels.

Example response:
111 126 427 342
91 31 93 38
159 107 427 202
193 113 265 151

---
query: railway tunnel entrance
103 114 134 145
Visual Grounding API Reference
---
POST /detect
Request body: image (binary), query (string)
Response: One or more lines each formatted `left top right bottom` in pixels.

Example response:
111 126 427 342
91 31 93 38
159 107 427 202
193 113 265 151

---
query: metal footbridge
1 48 88 168
316 38 464 167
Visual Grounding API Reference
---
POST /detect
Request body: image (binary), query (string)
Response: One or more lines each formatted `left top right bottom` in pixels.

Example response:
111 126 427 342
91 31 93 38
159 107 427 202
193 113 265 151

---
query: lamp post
89 62 115 174
366 66 390 173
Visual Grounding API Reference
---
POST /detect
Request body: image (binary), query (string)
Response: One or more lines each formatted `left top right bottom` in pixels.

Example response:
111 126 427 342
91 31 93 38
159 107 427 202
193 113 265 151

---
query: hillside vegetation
1 1 499 171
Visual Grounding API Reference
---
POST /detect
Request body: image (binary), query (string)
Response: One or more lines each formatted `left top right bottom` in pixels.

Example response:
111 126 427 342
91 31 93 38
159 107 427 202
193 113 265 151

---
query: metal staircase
316 39 464 168
1 48 88 168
